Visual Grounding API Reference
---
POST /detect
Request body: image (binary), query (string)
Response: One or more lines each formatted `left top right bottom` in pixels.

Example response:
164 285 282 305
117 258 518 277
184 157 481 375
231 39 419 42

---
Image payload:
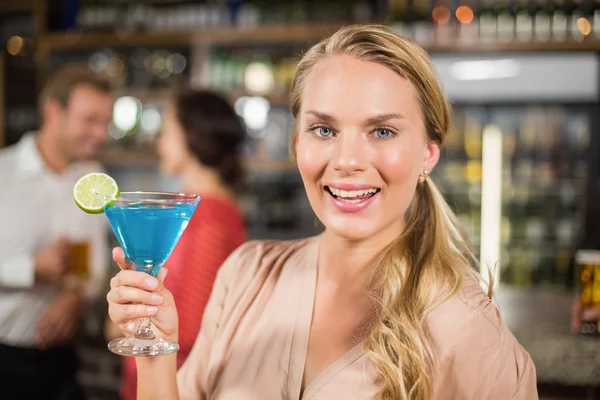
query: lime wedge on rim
73 173 120 214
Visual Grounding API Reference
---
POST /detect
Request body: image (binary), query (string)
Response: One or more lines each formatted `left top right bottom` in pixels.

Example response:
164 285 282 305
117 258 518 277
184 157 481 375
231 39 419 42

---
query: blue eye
315 127 333 137
374 128 393 139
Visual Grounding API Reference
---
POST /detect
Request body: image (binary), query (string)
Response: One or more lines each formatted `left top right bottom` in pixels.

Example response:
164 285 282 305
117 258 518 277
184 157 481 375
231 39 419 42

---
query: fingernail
145 278 158 289
146 306 157 314
150 294 163 305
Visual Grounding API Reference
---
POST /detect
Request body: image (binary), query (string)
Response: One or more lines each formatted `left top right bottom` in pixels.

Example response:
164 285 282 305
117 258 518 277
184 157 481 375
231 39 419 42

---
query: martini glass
101 191 201 356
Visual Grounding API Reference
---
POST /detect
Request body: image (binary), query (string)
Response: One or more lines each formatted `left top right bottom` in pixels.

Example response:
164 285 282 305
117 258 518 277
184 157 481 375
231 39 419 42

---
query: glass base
108 336 179 357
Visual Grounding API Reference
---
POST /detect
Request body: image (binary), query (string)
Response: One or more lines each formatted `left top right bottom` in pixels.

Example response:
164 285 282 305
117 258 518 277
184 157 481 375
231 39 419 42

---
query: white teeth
328 187 378 198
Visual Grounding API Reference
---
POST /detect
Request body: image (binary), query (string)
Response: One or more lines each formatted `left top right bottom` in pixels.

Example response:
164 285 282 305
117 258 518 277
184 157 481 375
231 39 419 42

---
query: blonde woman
106 25 537 400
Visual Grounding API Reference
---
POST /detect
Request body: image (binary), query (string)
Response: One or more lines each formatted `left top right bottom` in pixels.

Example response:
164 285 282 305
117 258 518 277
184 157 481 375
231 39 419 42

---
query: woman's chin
323 218 379 242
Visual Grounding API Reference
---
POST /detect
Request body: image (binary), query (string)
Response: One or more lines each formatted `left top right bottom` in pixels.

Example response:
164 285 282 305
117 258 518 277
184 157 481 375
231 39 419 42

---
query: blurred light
480 125 503 291
149 51 170 78
7 36 23 56
456 6 474 24
106 57 124 78
244 62 275 95
577 17 592 36
240 96 270 132
140 108 162 135
113 96 141 132
108 121 126 139
432 6 450 24
234 96 249 117
450 59 520 81
166 53 187 74
89 52 109 72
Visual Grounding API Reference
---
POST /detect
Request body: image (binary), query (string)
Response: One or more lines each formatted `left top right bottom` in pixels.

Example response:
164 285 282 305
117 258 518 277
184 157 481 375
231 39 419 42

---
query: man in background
0 65 114 399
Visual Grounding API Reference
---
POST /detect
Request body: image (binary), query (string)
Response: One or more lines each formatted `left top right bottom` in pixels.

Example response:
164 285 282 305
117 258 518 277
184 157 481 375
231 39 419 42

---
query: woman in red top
109 89 247 400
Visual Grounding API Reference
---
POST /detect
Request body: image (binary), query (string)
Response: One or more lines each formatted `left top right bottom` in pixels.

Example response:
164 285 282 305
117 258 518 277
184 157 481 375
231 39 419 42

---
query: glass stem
133 265 160 341
134 317 156 341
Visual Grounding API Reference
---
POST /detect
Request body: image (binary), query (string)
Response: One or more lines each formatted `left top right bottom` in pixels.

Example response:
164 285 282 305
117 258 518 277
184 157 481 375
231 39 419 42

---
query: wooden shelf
0 0 37 14
99 147 298 172
427 38 600 53
36 23 346 52
36 23 600 53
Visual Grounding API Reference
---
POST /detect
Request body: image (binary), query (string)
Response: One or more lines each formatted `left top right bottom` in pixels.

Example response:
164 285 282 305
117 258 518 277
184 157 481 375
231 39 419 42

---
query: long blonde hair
290 25 481 399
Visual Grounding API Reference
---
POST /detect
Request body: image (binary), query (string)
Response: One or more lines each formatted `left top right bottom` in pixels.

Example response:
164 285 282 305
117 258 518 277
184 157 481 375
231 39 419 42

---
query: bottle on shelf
534 0 554 40
386 0 411 38
571 0 592 40
411 0 435 46
514 0 534 41
457 0 478 44
552 0 569 41
432 0 455 45
477 0 498 41
495 0 516 41
592 0 600 38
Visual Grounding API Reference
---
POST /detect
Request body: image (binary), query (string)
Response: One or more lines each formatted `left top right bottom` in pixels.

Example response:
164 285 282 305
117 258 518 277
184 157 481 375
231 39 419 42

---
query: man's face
53 84 113 161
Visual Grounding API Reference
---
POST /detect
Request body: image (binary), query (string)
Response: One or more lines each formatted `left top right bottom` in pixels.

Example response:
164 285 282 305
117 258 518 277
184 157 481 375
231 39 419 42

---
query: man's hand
34 237 70 283
571 300 600 332
35 289 84 348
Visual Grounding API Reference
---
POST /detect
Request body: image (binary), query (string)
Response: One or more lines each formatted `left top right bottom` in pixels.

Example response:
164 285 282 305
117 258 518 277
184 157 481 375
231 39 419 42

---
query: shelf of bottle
99 147 298 172
427 38 600 53
36 23 347 52
36 24 600 53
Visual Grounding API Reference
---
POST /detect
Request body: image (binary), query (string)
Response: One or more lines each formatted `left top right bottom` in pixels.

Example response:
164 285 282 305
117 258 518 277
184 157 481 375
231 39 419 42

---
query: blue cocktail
102 191 201 356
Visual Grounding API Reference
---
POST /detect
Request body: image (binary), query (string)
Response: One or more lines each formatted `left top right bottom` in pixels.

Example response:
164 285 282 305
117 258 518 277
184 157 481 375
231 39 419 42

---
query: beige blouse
176 236 538 400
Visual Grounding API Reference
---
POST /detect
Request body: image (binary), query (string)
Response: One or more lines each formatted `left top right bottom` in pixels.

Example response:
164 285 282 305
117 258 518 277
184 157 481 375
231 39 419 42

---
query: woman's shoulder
215 236 319 289
425 276 527 365
427 277 537 398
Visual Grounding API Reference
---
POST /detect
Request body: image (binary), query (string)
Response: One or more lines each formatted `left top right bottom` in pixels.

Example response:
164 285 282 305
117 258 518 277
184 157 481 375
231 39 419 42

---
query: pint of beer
69 241 90 280
575 250 600 335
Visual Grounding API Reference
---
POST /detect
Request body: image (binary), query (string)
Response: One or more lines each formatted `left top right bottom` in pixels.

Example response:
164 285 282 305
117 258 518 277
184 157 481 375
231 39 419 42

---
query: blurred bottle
412 0 435 45
575 250 600 335
552 0 569 40
386 0 411 37
457 0 478 44
593 0 600 37
477 0 498 40
534 0 553 40
433 0 455 45
514 0 534 41
572 0 594 39
495 0 515 41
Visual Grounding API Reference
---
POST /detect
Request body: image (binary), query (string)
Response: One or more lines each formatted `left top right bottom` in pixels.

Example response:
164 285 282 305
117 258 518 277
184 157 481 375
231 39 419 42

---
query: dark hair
174 89 246 190
41 64 112 108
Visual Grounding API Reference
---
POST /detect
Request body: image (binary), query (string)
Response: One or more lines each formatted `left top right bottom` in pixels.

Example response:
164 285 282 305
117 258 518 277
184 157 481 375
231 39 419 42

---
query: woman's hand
107 248 179 343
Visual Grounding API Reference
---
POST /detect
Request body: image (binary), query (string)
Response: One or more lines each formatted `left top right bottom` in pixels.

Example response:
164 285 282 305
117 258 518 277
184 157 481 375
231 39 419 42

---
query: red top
120 196 247 400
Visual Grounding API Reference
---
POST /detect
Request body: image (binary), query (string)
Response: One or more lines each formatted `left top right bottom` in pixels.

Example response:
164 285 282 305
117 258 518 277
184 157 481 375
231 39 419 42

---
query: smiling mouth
324 186 381 203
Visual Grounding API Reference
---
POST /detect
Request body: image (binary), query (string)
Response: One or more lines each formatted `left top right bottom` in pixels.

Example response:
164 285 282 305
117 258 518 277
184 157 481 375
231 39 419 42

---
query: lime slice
73 173 120 214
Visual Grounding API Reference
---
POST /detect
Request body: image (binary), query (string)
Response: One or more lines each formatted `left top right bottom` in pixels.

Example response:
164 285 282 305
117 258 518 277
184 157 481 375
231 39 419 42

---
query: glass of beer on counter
575 250 600 335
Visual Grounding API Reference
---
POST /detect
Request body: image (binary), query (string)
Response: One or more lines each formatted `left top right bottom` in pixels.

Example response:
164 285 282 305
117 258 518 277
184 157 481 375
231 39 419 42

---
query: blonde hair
290 25 481 399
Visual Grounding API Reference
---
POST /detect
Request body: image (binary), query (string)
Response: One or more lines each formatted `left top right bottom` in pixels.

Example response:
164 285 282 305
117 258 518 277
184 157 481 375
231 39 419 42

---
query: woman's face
156 106 191 176
295 54 440 242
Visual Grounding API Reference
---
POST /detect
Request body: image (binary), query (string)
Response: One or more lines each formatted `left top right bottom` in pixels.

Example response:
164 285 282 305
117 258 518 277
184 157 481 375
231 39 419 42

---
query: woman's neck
181 161 234 202
319 220 405 289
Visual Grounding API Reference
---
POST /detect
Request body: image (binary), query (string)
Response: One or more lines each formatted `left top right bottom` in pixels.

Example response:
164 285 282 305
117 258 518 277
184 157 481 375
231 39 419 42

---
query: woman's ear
421 141 440 176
